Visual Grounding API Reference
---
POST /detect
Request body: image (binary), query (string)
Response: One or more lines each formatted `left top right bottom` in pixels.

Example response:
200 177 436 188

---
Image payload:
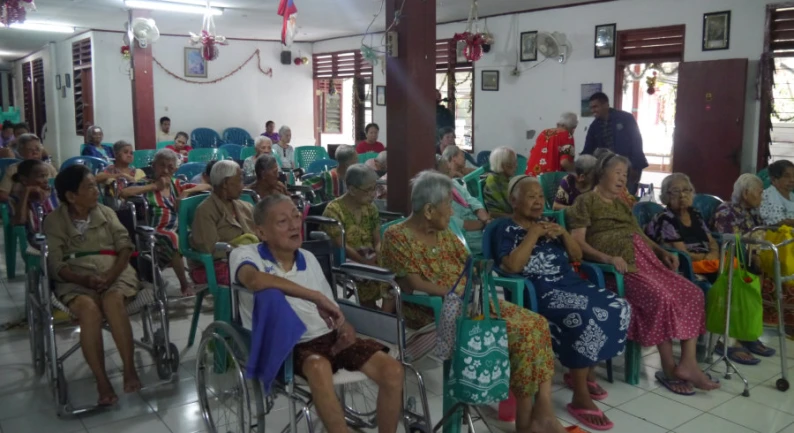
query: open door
672 59 747 199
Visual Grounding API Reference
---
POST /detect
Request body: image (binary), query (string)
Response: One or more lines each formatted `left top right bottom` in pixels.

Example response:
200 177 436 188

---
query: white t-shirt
760 186 794 225
230 243 336 342
157 131 176 143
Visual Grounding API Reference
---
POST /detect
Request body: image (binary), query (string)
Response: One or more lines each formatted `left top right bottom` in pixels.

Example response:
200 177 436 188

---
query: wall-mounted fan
537 32 571 64
131 17 160 48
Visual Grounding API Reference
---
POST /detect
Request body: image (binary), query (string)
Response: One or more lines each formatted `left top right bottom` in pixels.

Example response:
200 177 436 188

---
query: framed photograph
481 70 499 91
376 85 386 106
56 74 62 90
594 24 616 58
703 10 731 51
520 31 538 62
65 73 71 88
184 47 208 78
580 83 603 117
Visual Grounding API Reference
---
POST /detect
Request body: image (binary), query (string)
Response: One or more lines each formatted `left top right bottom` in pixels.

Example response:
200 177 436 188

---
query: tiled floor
1 245 794 433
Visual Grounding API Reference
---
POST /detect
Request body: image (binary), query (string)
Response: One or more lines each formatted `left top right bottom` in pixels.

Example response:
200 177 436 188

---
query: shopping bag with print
707 234 763 341
435 256 473 360
448 260 510 405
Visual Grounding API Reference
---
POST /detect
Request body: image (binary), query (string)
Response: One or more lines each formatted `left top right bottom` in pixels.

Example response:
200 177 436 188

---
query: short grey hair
335 144 358 166
731 173 763 203
489 147 517 174
574 154 598 176
253 193 294 226
86 125 103 136
210 160 240 188
153 148 179 165
254 153 279 178
112 140 132 156
558 112 579 129
16 133 40 152
510 176 541 201
410 170 453 213
660 172 694 206
278 125 291 137
345 163 378 189
594 150 630 183
442 144 463 162
375 150 387 165
254 136 272 147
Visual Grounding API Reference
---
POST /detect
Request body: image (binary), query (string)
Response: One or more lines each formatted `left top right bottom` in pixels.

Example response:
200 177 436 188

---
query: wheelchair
194 217 432 433
25 202 179 416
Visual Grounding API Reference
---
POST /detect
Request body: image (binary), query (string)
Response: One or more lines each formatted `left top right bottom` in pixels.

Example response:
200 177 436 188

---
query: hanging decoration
481 17 494 53
454 0 485 62
277 0 298 47
120 45 131 61
0 0 35 27
646 71 658 95
189 2 227 61
153 48 272 84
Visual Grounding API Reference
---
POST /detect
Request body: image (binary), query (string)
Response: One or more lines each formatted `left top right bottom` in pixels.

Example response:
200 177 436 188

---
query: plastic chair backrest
61 156 109 174
175 162 207 180
633 201 664 230
462 166 485 204
219 144 243 161
240 146 256 161
133 149 156 168
307 158 338 174
757 168 771 189
0 158 21 180
476 151 491 167
294 146 330 169
190 128 222 149
156 141 174 150
178 194 209 260
464 152 479 167
515 154 528 176
692 194 723 224
187 148 229 163
222 127 253 147
358 152 378 164
538 171 568 209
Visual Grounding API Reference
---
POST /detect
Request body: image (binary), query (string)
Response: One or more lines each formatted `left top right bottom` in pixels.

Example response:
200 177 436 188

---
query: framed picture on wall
702 10 731 51
594 24 616 58
482 70 499 91
184 47 208 78
520 31 538 62
376 85 386 106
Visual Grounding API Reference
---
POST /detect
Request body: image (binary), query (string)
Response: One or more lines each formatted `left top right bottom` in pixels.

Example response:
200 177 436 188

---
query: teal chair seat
538 171 567 210
515 154 528 176
133 149 156 169
187 148 229 163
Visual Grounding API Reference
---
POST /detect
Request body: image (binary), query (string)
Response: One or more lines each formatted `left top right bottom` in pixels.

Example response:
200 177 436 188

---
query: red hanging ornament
453 32 484 62
188 9 227 62
1 0 35 27
120 45 131 60
646 71 657 95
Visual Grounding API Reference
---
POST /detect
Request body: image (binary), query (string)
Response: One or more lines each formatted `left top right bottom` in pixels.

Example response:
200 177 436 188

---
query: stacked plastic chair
222 127 254 147
190 128 223 149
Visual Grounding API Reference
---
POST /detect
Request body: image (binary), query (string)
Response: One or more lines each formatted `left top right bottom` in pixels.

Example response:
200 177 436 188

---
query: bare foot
123 370 142 393
529 416 569 433
97 382 118 406
674 363 720 391
180 284 195 297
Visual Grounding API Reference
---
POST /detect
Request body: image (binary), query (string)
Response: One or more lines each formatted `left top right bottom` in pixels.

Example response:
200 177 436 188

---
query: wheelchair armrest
339 262 395 284
378 210 404 221
135 225 155 235
230 283 253 294
304 215 339 226
214 242 233 254
34 233 46 246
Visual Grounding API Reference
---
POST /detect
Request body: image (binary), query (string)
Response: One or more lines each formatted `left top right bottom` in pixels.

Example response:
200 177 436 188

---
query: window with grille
72 38 93 136
616 26 685 64
22 63 32 131
436 39 474 151
32 59 45 138
315 79 344 134
760 5 794 167
312 50 371 142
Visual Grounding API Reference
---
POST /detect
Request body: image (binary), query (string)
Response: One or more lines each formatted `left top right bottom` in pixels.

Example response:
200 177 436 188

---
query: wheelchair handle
338 263 395 283
304 216 339 226
214 242 233 253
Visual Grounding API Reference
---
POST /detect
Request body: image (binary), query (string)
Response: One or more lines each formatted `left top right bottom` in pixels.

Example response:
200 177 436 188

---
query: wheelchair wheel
155 342 180 380
26 272 45 377
339 380 379 428
197 321 265 433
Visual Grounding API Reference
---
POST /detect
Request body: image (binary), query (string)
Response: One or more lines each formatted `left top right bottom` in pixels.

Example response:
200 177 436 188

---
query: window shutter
770 7 794 53
436 39 473 72
22 62 33 130
72 38 92 135
312 51 372 79
315 79 344 134
616 25 685 64
32 59 46 138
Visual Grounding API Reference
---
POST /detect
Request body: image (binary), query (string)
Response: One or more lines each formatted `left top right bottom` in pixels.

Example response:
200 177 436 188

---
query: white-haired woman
380 171 568 433
483 146 517 218
365 151 388 199
275 125 295 169
553 154 598 210
305 144 358 201
527 112 578 176
190 160 257 286
81 125 113 161
249 154 288 200
442 144 475 178
243 136 274 180
121 149 211 295
436 156 491 257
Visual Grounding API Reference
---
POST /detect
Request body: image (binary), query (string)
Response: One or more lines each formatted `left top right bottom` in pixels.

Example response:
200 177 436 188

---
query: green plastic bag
706 234 763 341
447 260 510 405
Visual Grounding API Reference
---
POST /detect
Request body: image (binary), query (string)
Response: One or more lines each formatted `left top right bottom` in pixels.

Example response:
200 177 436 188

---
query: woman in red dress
355 123 385 154
526 112 578 176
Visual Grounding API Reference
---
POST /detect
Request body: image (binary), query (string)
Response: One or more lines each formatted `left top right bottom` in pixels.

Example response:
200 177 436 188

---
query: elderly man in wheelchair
27 165 177 414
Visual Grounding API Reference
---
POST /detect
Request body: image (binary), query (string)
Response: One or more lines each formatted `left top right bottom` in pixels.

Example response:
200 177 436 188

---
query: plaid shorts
293 330 388 378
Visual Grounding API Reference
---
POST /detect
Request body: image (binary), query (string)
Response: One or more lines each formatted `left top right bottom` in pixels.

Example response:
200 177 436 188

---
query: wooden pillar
385 0 437 214
130 9 156 149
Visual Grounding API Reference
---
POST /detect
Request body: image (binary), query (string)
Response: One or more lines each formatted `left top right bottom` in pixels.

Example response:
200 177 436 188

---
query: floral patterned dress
380 222 555 397
323 199 384 303
497 220 630 369
526 127 574 176
483 173 512 215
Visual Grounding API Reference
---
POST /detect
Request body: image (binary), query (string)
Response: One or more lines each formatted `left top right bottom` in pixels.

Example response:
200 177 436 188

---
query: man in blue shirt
582 92 648 194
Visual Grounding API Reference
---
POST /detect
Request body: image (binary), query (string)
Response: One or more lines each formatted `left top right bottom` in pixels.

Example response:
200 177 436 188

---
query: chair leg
606 358 614 383
6 230 17 279
441 360 462 433
624 341 641 385
187 290 206 347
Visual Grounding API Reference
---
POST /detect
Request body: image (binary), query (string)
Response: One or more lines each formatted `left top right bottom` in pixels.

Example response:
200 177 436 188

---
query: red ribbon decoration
453 31 485 62
1 0 34 26
199 29 227 61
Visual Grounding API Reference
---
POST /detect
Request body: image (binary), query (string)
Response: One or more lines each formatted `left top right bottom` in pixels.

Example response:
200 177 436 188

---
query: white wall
92 31 135 148
314 0 771 170
152 36 315 147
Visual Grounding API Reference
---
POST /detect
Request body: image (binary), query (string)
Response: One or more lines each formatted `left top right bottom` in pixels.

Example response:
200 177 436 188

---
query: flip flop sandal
654 370 695 396
566 403 614 431
715 342 760 366
563 372 609 400
741 340 777 357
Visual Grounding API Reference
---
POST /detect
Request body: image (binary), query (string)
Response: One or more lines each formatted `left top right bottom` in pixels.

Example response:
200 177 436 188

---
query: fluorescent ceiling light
8 22 75 33
0 51 24 57
124 0 223 15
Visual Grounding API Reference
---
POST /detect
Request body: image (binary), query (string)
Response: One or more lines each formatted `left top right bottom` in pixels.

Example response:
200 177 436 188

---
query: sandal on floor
715 342 760 366
740 340 776 357
566 404 613 431
563 372 609 400
654 370 695 396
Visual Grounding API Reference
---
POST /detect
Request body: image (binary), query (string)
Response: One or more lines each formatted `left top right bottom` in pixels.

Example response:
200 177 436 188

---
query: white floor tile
0 407 87 433
596 377 651 407
158 401 208 433
79 390 155 429
747 378 794 415
651 386 735 412
710 396 794 433
672 413 756 433
616 392 702 430
86 413 171 433
599 408 669 433
139 375 198 411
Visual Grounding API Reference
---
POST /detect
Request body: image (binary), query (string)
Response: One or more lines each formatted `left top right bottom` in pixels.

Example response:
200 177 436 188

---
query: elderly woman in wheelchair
42 165 143 405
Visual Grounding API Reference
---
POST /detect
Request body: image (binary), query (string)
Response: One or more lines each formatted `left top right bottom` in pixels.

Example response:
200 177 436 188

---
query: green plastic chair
538 171 568 209
1 203 27 279
240 146 256 161
187 148 229 163
156 141 173 150
133 149 156 169
515 154 528 176
461 166 486 206
294 146 330 170
757 168 771 189
181 193 256 346
358 152 378 164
